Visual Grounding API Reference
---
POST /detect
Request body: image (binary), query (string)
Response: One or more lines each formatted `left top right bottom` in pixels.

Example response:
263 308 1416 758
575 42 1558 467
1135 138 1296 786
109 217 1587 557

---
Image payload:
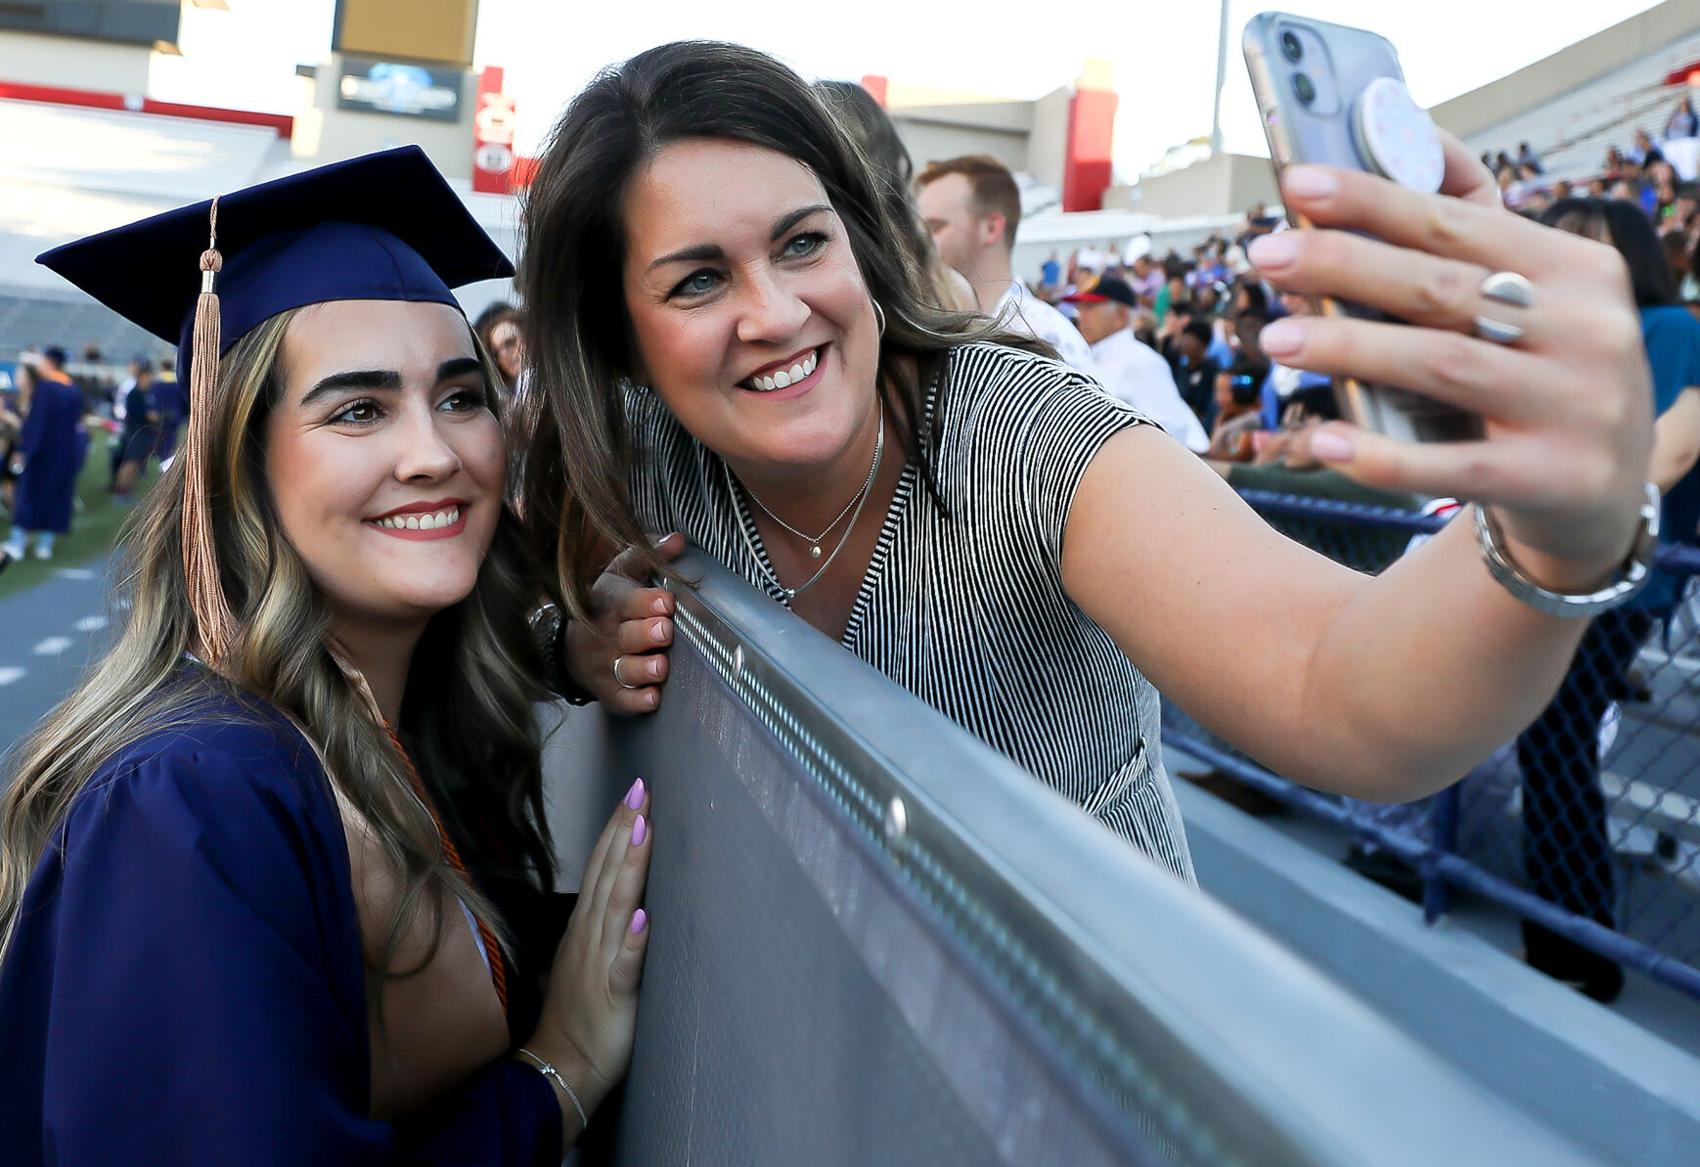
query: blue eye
672 269 722 298
784 231 828 258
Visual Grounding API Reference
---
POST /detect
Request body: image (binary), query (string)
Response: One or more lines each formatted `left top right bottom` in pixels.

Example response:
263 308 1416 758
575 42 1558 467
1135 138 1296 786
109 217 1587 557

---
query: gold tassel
180 197 237 668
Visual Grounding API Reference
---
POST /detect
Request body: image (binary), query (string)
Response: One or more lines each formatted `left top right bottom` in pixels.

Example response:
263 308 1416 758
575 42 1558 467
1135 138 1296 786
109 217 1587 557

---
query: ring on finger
612 654 643 690
1473 270 1534 346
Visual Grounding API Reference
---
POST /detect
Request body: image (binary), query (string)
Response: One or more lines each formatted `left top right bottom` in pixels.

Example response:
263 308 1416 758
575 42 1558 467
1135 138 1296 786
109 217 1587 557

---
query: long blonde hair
0 310 555 989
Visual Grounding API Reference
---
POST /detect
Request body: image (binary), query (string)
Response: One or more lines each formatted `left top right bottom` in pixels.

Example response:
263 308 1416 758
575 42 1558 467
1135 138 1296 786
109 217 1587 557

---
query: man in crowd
915 154 1096 373
1059 276 1208 452
1127 253 1164 308
1172 320 1221 431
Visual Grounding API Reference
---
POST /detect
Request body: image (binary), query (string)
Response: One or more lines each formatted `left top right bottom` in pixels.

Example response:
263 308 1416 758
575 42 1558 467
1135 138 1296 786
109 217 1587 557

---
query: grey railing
547 550 1600 1165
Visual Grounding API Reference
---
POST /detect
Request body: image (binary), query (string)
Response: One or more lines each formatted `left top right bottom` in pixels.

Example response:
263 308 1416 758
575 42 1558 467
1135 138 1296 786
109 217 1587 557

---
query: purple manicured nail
624 778 644 810
630 909 648 935
631 813 647 847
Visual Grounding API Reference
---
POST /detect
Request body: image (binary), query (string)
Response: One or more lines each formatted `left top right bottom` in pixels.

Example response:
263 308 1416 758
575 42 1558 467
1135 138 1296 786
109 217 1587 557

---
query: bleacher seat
0 284 171 366
1460 29 1700 185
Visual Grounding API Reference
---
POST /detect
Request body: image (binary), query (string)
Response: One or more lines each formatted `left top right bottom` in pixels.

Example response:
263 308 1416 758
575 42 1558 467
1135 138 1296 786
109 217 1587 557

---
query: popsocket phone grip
1352 76 1444 193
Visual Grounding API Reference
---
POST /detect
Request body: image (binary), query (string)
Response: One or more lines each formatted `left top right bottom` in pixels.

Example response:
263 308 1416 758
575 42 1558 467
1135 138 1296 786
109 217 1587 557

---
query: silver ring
612 655 643 690
1474 270 1534 346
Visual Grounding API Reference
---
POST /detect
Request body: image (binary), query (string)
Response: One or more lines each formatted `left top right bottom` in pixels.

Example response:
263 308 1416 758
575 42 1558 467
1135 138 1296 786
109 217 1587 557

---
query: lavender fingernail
631 909 648 935
624 778 645 810
632 813 647 847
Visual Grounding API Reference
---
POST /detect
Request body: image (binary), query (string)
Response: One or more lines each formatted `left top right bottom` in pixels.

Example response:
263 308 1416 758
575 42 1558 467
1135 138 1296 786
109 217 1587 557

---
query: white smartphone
1245 12 1482 444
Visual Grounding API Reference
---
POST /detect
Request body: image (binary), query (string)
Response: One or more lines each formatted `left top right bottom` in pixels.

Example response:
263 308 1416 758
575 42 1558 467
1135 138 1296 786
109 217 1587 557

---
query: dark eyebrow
437 356 484 382
770 204 831 240
299 358 481 408
299 369 400 407
644 204 833 274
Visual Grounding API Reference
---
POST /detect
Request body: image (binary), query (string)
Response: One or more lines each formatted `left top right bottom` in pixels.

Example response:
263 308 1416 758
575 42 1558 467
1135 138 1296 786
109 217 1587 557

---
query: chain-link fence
1162 487 1700 1001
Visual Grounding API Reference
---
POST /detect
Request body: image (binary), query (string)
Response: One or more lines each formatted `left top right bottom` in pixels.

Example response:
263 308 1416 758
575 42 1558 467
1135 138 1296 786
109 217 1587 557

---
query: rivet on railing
884 795 909 849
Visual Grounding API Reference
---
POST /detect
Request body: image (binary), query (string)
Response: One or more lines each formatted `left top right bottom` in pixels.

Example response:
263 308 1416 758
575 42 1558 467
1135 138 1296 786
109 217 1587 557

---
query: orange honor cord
179 197 238 667
384 725 510 1015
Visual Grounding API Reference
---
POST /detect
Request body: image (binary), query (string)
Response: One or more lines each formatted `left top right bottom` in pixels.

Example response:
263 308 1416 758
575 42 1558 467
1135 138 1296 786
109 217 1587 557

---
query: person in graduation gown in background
149 357 186 468
0 147 653 1165
0 346 86 568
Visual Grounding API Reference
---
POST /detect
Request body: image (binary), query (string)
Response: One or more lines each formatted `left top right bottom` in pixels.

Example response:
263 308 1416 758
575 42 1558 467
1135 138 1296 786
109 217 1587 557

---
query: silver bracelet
516 1047 589 1132
1474 483 1661 618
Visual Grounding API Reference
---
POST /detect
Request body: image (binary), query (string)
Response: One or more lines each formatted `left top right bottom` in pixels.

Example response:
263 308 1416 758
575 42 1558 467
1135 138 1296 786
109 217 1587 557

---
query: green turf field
0 433 158 601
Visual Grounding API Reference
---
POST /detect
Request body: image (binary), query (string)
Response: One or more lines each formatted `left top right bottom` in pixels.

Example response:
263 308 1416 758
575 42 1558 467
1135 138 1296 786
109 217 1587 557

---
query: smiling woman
0 149 653 1164
524 42 1660 884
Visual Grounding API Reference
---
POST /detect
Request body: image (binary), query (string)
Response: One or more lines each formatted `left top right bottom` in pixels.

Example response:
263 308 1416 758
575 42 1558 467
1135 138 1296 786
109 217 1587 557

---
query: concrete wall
1431 0 1700 139
890 105 1030 175
1129 152 1278 218
0 30 152 93
1026 86 1073 194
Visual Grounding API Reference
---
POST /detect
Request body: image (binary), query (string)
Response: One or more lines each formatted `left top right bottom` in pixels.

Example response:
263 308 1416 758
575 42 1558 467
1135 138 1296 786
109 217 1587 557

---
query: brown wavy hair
517 40 1042 624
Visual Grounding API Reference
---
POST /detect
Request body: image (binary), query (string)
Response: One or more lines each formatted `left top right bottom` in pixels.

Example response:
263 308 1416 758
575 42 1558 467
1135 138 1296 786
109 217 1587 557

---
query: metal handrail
653 550 1602 1166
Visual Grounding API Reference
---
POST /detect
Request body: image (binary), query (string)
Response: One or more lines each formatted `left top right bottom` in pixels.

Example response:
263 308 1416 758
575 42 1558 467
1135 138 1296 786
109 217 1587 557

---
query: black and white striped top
626 341 1193 882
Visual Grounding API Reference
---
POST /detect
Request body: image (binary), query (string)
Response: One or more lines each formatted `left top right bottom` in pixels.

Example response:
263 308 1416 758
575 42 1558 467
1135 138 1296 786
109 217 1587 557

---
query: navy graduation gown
150 375 186 460
13 375 83 534
0 691 563 1166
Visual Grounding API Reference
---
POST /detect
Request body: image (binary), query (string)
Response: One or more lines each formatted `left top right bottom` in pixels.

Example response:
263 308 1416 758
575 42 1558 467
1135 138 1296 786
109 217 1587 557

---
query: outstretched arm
1063 140 1651 802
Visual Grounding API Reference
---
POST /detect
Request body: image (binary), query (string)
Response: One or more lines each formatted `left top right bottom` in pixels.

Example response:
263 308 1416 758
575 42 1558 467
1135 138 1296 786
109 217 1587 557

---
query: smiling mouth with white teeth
741 346 821 392
370 507 461 531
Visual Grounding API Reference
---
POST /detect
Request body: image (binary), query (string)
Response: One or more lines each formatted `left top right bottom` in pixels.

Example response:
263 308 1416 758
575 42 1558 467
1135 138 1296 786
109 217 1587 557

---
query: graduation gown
13 375 83 533
150 375 186 460
0 690 563 1166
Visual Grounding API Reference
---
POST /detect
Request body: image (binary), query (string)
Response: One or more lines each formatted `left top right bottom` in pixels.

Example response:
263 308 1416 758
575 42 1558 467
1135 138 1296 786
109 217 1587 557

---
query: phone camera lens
1280 30 1303 61
1293 73 1317 106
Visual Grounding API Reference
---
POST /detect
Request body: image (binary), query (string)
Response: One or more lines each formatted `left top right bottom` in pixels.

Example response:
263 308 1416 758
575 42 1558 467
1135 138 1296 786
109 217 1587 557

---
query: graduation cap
33 146 515 668
36 145 514 389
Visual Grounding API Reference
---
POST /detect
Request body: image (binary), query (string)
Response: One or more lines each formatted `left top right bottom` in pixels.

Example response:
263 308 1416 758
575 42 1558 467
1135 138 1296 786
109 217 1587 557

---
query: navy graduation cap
36 145 514 392
33 146 513 669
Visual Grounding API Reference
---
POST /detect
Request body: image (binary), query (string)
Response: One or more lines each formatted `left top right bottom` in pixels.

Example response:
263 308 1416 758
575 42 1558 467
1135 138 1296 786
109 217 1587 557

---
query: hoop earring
872 299 887 337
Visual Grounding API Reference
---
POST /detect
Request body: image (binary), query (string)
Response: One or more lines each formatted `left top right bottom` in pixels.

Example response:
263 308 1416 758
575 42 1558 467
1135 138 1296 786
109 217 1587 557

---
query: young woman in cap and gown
0 147 650 1164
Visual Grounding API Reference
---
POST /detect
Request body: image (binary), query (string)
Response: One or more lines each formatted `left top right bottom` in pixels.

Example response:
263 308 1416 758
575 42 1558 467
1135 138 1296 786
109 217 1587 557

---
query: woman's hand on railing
525 778 654 1143
1245 131 1654 592
565 534 682 714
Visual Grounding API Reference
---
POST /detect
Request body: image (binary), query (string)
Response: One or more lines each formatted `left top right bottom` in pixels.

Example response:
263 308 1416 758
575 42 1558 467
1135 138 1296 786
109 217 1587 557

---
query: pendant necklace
729 408 885 600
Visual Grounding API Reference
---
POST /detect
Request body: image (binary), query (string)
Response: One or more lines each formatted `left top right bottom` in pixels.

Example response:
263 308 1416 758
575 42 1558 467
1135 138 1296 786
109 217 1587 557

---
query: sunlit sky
149 0 1662 179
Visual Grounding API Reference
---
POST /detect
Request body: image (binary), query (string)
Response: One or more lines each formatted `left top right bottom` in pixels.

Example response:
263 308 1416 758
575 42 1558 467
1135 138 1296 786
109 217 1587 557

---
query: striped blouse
626 341 1194 882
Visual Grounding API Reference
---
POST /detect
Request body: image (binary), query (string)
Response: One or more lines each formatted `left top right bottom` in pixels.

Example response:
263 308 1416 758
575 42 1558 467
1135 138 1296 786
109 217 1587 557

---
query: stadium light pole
1210 0 1231 154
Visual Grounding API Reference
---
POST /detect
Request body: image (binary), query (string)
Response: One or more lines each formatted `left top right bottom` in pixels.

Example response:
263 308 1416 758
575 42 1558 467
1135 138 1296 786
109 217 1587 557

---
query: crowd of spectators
1017 209 1344 483
1484 95 1700 289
